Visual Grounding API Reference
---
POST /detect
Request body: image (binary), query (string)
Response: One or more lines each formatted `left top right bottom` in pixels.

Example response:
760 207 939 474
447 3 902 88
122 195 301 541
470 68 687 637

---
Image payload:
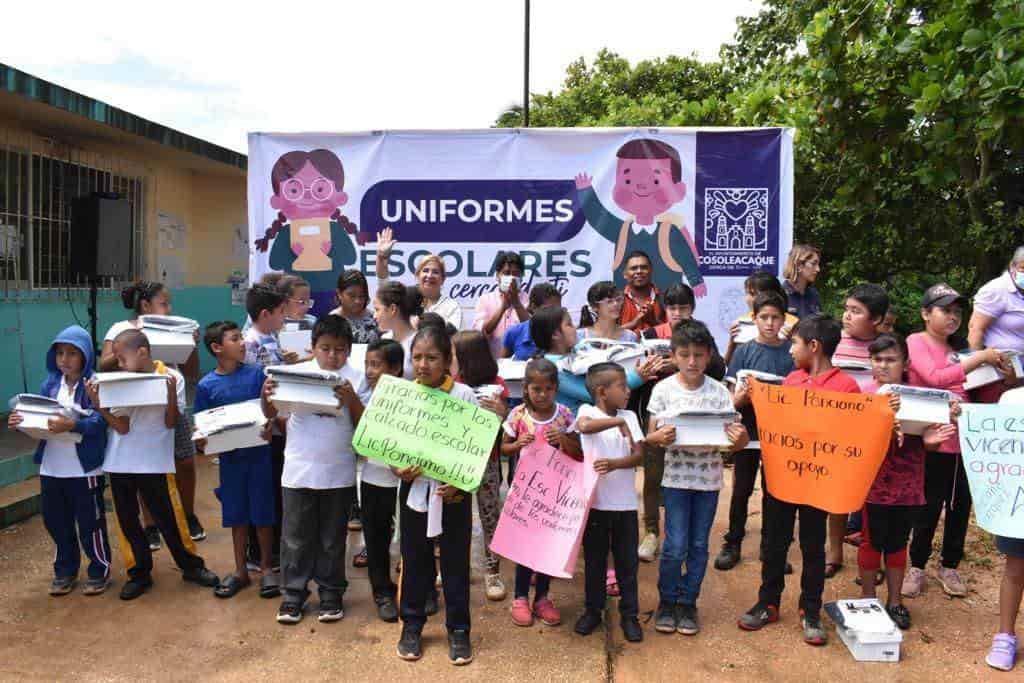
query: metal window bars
0 127 146 299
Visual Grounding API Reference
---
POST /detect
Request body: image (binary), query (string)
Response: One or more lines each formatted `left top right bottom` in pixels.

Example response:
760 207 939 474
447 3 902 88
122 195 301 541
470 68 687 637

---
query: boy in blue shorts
195 321 278 599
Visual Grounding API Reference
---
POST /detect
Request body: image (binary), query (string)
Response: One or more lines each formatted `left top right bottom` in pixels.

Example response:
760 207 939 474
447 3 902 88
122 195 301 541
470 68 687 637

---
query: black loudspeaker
70 195 133 278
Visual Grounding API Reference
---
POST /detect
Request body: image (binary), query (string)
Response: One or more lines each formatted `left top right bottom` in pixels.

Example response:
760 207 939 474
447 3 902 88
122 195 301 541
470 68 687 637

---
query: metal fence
0 129 147 298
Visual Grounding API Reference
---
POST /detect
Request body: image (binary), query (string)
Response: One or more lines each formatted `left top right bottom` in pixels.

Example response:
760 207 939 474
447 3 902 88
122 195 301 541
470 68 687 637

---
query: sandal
855 569 885 586
214 574 249 599
259 572 281 599
843 532 863 547
824 562 843 579
606 570 620 597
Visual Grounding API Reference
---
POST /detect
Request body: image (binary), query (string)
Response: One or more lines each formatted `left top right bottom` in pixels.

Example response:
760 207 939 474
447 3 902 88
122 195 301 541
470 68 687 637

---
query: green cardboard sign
352 375 500 492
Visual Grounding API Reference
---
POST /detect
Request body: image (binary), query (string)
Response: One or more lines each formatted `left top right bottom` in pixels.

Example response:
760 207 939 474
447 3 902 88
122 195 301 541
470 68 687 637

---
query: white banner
247 127 793 346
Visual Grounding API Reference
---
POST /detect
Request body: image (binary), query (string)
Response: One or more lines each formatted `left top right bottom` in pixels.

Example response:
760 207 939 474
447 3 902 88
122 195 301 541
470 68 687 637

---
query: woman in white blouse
375 227 463 329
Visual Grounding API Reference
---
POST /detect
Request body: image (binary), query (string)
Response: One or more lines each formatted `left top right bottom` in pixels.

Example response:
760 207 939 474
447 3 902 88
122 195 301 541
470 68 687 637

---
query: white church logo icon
703 188 768 252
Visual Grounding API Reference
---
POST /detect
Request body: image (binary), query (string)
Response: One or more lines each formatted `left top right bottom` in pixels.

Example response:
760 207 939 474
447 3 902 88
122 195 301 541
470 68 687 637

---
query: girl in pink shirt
904 284 1004 600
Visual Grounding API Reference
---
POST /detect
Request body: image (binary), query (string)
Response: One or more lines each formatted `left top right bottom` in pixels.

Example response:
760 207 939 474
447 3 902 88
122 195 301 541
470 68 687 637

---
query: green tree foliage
497 1 1024 326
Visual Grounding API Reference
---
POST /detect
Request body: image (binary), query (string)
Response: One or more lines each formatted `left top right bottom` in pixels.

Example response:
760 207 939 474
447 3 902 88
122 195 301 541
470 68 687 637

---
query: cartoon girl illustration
254 149 367 316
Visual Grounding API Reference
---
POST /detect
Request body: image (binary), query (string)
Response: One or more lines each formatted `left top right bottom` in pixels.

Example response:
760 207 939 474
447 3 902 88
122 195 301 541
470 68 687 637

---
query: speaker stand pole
87 277 99 355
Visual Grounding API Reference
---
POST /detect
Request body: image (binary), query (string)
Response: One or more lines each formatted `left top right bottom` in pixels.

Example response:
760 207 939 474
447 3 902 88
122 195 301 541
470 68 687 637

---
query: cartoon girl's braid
254 211 288 252
333 210 368 246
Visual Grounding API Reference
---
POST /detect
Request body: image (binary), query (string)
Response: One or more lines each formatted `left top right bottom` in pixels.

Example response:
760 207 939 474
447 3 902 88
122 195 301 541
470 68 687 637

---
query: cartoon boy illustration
575 138 706 297
254 149 366 316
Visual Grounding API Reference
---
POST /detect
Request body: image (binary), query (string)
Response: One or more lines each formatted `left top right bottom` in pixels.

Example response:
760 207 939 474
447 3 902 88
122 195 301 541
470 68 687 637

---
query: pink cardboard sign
489 437 598 579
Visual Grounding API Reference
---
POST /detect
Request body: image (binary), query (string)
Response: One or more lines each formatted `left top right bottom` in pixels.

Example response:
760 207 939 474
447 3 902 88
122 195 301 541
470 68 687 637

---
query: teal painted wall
0 286 245 401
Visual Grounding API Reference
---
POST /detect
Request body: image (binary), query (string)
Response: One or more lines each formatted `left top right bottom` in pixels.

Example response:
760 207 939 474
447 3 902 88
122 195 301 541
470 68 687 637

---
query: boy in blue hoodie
7 325 111 596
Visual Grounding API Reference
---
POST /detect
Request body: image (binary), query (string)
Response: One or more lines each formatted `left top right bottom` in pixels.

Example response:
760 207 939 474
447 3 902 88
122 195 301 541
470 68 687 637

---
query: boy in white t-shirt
262 315 371 625
574 362 673 644
647 320 748 637
88 329 220 600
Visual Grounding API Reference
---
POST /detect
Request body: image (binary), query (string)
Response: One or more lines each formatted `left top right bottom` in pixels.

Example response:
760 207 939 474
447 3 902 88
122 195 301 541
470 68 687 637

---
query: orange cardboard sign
749 380 894 514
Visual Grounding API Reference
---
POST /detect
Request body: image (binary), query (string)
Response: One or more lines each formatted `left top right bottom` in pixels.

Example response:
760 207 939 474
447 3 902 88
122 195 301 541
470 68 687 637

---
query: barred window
0 140 145 296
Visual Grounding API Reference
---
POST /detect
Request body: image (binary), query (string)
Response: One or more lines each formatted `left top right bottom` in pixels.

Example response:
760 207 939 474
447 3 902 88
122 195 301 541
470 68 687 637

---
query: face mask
1014 271 1024 290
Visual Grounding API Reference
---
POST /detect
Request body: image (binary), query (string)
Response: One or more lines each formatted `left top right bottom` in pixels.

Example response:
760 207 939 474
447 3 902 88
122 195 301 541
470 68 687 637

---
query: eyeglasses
280 176 335 202
290 298 313 308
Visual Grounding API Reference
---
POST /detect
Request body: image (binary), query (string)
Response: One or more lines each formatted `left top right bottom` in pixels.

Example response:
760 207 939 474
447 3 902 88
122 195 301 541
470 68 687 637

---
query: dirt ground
0 458 1010 682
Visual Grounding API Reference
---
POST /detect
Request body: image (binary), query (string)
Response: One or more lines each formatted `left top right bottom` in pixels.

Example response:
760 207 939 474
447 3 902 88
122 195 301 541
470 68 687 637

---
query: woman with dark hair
372 281 423 379
473 251 529 357
330 269 381 344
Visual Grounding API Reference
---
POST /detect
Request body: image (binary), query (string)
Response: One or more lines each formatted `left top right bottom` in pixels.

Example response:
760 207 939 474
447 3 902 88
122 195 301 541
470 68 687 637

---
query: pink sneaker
533 597 562 626
606 569 620 597
511 598 534 626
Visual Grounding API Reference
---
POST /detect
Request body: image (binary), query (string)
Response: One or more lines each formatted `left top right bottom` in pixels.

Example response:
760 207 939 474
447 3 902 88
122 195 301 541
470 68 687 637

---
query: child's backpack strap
612 218 633 271
656 212 699 274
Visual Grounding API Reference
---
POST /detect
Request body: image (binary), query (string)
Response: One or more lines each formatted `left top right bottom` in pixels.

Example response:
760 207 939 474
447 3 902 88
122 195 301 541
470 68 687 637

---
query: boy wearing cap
903 283 1009 599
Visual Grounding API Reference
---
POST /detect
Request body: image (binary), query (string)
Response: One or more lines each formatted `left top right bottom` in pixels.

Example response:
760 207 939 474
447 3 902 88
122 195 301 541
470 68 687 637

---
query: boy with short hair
262 315 370 625
502 283 562 360
194 321 278 599
636 284 726 563
243 284 295 368
724 272 799 365
833 283 889 383
738 314 858 646
88 329 220 600
575 362 660 643
648 320 748 636
358 338 405 622
716 292 795 571
7 325 111 596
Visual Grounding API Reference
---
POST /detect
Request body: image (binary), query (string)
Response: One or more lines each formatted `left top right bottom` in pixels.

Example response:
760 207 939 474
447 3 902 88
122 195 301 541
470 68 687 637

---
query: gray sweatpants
280 486 354 604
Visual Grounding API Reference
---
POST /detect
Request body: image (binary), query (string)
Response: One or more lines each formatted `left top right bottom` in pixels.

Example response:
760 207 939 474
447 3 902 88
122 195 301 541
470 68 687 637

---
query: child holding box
89 329 220 600
860 332 957 629
716 291 794 572
193 321 278 599
7 325 111 596
738 314 858 646
648 320 747 636
262 315 370 625
904 284 1008 599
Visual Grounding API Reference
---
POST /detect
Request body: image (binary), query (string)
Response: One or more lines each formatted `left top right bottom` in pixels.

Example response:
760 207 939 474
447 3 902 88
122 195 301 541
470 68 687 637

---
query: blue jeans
657 487 719 606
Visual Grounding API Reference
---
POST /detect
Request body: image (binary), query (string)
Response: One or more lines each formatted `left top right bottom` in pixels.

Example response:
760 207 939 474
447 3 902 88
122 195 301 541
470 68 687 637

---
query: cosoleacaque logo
361 179 586 243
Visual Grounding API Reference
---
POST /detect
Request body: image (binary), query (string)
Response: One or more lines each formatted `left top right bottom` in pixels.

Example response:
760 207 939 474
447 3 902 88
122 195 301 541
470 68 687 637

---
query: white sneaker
485 573 507 601
901 566 925 598
638 533 659 563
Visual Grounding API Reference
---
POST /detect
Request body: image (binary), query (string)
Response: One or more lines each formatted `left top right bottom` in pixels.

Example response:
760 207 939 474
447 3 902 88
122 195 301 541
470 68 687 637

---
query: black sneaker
425 591 440 616
397 624 422 661
714 543 741 571
738 602 779 631
276 601 303 624
145 526 162 551
676 604 700 635
655 603 678 633
887 603 911 630
376 595 399 623
448 629 473 666
621 616 644 642
187 514 206 542
574 609 602 635
49 576 76 596
182 567 220 587
318 598 344 623
119 577 153 601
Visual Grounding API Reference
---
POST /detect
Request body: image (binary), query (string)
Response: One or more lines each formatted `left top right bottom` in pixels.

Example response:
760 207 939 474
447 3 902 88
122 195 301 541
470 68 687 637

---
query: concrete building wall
0 111 247 400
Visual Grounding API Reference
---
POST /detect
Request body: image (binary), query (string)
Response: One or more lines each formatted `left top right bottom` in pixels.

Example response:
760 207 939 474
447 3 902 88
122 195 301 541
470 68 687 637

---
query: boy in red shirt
738 314 858 646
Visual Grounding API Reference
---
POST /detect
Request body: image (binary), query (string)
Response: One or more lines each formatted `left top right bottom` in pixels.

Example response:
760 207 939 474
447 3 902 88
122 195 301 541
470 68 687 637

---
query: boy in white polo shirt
88 329 219 600
262 315 370 625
